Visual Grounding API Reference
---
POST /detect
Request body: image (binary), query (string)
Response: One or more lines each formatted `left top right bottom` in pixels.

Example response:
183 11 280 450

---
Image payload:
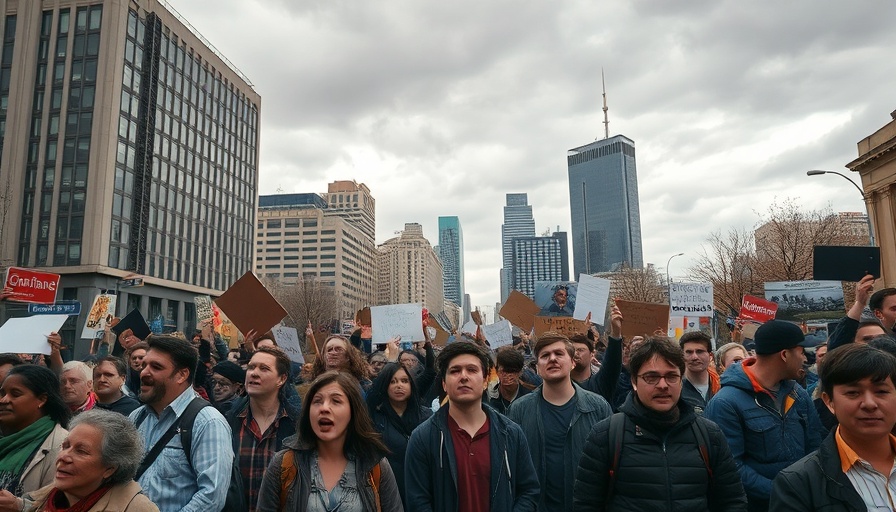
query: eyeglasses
212 380 233 388
637 372 681 385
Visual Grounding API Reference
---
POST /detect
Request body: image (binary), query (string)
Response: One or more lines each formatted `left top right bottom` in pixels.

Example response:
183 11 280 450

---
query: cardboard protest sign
670 282 714 317
370 304 424 344
574 274 611 322
433 311 455 333
481 320 514 348
272 326 306 364
499 290 540 332
194 295 214 328
813 245 881 281
214 271 287 337
4 267 60 304
740 295 778 323
112 309 151 341
356 307 372 326
427 313 451 346
615 300 670 338
0 315 69 354
81 294 117 339
460 320 478 337
533 316 589 337
741 322 760 340
471 310 483 325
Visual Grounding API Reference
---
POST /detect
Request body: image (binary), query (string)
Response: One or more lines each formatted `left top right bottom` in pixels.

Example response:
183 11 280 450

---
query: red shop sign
4 267 61 304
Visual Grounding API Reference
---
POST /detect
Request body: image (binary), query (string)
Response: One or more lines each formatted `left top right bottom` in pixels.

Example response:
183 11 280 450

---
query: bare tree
261 277 341 353
688 228 763 316
608 263 667 304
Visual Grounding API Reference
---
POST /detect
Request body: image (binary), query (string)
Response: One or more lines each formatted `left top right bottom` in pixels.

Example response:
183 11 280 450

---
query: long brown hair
311 336 369 382
299 371 388 462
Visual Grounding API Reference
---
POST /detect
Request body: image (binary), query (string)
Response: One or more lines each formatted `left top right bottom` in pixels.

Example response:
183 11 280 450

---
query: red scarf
41 484 112 512
70 392 98 413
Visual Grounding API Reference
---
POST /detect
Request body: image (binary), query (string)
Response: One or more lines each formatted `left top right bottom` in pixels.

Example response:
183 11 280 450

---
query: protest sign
81 294 117 339
534 281 577 317
272 326 306 364
615 300 670 339
460 320 478 337
499 290 540 332
4 267 60 304
112 309 151 340
214 271 287 336
813 245 880 281
573 274 611 322
471 310 483 325
194 295 214 328
740 295 778 323
741 322 760 340
481 320 514 348
370 304 424 345
533 316 589 337
764 280 844 321
356 307 372 326
0 315 69 354
670 282 714 317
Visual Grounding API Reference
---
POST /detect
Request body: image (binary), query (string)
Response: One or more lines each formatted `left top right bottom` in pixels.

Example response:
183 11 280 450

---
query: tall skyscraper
256 192 377 320
510 235 564 299
567 135 643 276
377 223 443 313
0 1 259 348
500 193 535 301
324 180 375 241
438 216 464 309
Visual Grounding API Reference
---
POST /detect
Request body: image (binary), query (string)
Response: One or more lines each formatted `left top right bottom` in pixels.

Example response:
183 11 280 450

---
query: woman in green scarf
0 365 71 510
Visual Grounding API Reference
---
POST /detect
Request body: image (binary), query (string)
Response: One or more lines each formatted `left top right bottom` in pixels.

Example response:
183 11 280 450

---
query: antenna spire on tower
602 68 609 140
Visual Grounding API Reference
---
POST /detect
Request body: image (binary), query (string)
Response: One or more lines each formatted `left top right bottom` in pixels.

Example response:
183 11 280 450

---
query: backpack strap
279 450 297 512
134 397 207 480
606 412 627 504
177 397 212 472
691 419 713 484
369 462 382 512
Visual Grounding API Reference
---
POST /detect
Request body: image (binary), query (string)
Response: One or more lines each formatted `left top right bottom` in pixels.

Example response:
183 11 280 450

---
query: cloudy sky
168 0 896 312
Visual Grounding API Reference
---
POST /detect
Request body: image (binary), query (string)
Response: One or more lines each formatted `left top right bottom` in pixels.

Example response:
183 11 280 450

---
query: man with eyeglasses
679 331 720 415
211 360 245 414
705 320 825 512
574 337 746 511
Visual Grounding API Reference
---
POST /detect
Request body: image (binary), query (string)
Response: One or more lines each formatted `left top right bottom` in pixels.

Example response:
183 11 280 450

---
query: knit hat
213 360 246 384
754 320 808 355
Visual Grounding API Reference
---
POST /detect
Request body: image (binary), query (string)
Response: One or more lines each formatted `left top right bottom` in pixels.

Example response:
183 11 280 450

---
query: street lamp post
666 252 684 304
806 170 876 246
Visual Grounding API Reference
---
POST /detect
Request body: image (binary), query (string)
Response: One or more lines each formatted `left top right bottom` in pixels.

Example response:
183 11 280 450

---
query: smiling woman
22 409 158 512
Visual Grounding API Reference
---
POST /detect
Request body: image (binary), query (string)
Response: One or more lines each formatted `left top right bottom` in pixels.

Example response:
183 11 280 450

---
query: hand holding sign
609 301 623 339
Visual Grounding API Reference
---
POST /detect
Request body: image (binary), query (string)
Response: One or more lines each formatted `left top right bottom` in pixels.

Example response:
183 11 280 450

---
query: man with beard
93 356 140 415
679 331 719 415
129 335 233 512
508 333 611 511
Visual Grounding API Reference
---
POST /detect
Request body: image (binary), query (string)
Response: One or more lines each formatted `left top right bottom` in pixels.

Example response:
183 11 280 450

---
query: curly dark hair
299 371 387 461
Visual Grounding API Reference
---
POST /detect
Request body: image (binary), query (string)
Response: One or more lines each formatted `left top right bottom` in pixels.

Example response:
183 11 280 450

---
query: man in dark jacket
405 341 540 512
770 343 896 511
679 331 718 415
574 337 746 511
508 332 612 512
705 320 825 512
487 346 531 415
572 304 624 405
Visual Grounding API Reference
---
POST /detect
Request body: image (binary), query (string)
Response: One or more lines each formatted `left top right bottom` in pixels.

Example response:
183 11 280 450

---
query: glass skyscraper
438 216 465 309
567 135 643 276
500 193 536 301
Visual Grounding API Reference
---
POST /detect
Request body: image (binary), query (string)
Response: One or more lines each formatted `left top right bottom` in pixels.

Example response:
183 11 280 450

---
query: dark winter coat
769 431 867 511
370 402 432 507
573 395 747 512
404 403 540 512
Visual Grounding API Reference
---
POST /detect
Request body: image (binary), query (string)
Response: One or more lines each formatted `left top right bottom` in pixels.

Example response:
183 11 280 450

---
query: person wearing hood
574 337 746 511
705 320 826 512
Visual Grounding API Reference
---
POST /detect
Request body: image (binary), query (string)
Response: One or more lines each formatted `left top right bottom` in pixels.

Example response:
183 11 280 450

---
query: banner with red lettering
4 267 60 304
740 294 778 323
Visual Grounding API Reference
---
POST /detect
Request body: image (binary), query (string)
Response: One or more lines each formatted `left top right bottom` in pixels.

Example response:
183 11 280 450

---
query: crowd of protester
1 274 896 510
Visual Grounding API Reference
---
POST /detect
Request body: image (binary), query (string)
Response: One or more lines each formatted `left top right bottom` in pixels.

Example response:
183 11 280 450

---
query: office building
438 215 465 308
324 180 375 241
510 234 565 299
256 192 377 320
567 135 643 275
0 0 259 351
499 193 536 301
377 223 443 313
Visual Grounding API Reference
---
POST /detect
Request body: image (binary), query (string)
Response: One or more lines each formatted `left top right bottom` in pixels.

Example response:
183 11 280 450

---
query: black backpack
135 397 247 512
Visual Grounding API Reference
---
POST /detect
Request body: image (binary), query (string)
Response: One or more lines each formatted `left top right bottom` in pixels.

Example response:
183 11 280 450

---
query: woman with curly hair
311 335 371 393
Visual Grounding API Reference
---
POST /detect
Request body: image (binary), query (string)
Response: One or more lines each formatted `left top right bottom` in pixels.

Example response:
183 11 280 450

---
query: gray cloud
169 0 896 306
